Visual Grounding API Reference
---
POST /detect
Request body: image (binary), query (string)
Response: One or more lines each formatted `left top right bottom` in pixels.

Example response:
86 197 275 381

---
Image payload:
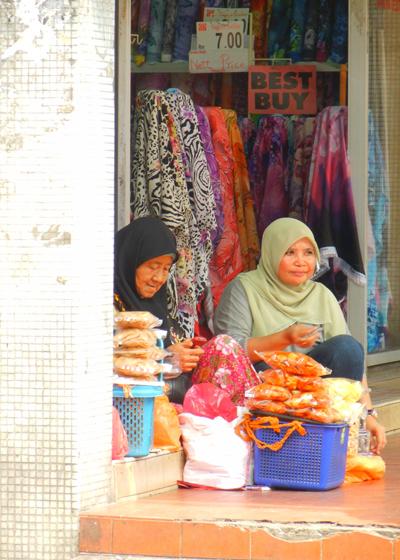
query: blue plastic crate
253 421 349 490
113 384 163 458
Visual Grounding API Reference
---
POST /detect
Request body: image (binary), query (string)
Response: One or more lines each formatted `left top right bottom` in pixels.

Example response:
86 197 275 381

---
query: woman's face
277 237 317 287
135 254 174 298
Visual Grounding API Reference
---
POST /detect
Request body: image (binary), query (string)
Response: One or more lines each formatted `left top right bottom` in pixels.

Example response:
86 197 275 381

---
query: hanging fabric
316 0 334 62
302 0 318 61
133 0 152 66
146 0 167 64
304 106 365 287
288 0 306 62
267 0 293 59
172 0 201 62
161 0 178 62
328 0 348 64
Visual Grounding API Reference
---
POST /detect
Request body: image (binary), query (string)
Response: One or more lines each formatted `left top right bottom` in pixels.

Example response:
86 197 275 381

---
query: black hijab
114 216 177 335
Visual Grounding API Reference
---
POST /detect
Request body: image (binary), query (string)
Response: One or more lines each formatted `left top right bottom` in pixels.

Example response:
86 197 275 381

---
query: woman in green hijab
214 217 386 454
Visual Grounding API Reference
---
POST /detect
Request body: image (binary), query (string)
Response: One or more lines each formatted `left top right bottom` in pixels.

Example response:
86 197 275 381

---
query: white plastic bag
179 412 251 489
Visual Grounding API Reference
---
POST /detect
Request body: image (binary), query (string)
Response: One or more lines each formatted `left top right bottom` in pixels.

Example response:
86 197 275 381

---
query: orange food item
260 369 298 391
257 351 329 377
245 398 287 415
245 383 292 402
296 376 326 392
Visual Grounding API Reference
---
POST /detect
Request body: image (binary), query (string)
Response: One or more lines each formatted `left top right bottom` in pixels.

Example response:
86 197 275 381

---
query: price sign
203 7 250 36
196 21 244 51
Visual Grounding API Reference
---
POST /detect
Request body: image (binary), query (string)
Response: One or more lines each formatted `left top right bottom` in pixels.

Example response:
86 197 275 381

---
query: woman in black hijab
114 216 204 372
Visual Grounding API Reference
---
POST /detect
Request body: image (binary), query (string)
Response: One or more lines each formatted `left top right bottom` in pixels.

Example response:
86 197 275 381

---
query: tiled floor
80 432 400 559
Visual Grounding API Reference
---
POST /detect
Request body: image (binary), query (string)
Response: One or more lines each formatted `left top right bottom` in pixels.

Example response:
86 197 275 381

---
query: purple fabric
195 106 224 248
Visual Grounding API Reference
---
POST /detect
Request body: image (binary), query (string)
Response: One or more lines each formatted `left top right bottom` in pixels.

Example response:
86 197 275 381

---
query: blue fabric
328 0 348 64
172 0 200 62
308 334 364 381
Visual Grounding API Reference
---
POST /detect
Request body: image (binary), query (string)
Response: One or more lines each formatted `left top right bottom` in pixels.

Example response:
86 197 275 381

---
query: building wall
0 1 115 559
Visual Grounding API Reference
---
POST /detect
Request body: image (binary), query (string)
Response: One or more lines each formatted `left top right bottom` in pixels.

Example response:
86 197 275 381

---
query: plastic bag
256 350 330 377
179 412 251 489
344 453 386 484
183 382 237 422
245 383 292 402
114 310 162 329
112 406 129 460
153 395 182 451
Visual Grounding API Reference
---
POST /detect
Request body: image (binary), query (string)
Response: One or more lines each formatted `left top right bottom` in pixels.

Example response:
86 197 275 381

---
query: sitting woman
213 217 386 454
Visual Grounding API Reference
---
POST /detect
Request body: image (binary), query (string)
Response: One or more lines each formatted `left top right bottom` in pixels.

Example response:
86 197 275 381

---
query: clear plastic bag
114 311 162 330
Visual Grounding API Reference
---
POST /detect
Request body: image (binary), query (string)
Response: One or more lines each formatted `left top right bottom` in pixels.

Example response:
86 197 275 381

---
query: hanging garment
288 0 306 62
133 0 152 66
267 0 293 59
146 0 167 64
195 105 224 248
302 0 318 61
223 109 259 270
203 106 244 308
288 116 316 220
304 106 365 286
316 0 334 62
172 0 200 62
250 0 271 59
192 335 260 406
238 117 258 160
165 89 217 301
367 111 391 352
329 0 348 64
131 89 200 336
248 116 289 239
161 0 178 62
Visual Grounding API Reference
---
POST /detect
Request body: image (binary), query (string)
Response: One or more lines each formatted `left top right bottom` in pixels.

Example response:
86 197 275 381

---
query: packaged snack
256 350 330 377
245 398 287 415
113 346 168 360
245 383 292 402
113 356 162 378
113 328 157 349
114 311 162 330
260 369 298 390
285 391 331 410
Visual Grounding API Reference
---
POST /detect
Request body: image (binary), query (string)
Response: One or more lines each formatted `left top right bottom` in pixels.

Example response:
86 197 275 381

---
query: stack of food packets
245 351 361 424
113 311 169 382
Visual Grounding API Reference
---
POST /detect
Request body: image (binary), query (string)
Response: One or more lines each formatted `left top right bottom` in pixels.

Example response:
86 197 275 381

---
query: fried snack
296 376 326 392
113 356 162 378
260 369 298 391
114 311 162 330
113 328 157 349
286 407 341 424
256 351 330 377
285 391 331 410
114 346 168 360
245 383 292 402
245 398 288 415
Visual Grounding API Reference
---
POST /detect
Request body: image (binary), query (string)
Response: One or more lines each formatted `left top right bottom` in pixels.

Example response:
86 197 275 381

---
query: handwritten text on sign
196 21 244 51
248 65 317 115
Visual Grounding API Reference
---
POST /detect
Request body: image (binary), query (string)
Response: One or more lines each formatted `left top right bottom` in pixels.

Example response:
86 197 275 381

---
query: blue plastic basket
113 384 163 458
253 421 349 490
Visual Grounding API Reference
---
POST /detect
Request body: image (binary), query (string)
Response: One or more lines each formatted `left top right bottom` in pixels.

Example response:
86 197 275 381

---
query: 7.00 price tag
196 21 244 51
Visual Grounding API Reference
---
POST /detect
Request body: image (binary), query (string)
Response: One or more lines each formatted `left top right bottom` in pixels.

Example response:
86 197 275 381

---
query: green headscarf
238 218 348 338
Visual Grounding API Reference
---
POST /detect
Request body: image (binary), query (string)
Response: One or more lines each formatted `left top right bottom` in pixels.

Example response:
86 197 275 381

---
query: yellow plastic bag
344 453 386 484
153 395 182 452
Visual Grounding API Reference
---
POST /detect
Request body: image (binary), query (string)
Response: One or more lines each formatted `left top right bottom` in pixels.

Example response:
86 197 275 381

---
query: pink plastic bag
112 406 129 460
183 382 237 422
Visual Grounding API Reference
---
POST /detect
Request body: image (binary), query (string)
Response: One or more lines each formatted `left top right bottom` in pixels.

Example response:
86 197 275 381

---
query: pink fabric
192 335 261 405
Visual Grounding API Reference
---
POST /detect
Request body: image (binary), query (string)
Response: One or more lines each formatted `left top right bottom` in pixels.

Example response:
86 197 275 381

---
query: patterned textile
267 0 292 59
165 89 217 300
248 116 289 239
329 0 348 64
304 106 365 286
203 106 244 308
192 335 260 405
161 0 178 62
250 0 271 58
288 0 306 62
316 0 334 62
131 90 202 336
288 116 316 220
146 0 167 64
238 117 257 160
302 0 318 61
173 0 200 62
133 0 151 66
223 109 259 270
195 105 224 248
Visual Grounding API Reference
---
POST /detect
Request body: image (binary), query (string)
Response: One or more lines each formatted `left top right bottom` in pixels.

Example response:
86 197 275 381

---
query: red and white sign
248 65 317 115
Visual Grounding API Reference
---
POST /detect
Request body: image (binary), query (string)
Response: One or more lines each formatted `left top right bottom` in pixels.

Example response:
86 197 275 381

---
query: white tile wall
0 1 115 559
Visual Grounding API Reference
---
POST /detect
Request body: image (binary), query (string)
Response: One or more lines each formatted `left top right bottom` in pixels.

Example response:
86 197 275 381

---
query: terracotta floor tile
112 518 181 556
322 532 393 560
79 516 112 553
251 530 321 560
182 522 250 559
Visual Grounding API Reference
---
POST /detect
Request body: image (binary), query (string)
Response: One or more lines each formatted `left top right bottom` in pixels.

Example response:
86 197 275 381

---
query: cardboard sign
204 7 250 35
189 49 249 73
196 21 244 51
248 65 317 115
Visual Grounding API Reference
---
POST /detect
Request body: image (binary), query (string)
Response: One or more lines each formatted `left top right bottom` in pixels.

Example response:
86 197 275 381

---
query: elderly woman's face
135 254 174 298
277 237 317 286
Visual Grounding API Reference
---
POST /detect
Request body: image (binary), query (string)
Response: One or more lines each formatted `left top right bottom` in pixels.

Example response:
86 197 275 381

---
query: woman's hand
286 323 322 348
366 415 387 455
168 339 205 372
